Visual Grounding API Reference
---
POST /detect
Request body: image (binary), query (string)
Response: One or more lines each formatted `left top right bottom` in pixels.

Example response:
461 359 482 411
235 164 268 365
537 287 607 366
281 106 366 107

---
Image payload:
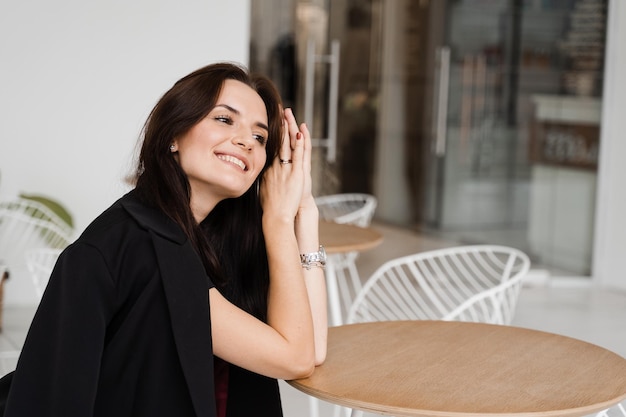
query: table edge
287 380 626 417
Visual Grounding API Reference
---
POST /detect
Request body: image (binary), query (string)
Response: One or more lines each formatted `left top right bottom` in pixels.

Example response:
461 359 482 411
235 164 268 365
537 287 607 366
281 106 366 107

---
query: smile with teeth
217 154 247 171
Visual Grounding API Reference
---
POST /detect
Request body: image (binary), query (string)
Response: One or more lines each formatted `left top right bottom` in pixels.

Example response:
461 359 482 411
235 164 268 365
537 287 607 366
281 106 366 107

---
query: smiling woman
171 79 271 219
0 62 327 417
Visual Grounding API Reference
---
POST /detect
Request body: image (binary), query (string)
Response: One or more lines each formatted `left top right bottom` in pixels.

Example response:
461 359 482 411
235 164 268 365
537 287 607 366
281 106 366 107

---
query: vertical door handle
304 38 340 162
327 40 340 163
304 39 316 133
432 46 450 157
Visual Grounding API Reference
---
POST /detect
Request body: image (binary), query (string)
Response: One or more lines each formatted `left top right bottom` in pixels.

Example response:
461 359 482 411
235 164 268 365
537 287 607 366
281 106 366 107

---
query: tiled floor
1 221 625 416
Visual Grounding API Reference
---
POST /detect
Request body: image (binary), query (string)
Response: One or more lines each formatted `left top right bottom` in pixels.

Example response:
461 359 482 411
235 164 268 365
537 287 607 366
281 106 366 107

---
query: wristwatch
300 245 327 270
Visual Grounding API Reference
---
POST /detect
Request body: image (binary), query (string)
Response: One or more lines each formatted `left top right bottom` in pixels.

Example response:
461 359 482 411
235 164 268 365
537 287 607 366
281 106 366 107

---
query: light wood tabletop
319 220 383 254
289 321 626 417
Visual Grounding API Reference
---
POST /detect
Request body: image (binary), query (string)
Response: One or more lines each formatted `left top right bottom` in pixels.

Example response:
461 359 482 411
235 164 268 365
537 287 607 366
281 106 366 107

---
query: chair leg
309 397 319 417
346 260 362 299
336 266 351 322
332 404 362 417
325 256 344 326
334 255 363 324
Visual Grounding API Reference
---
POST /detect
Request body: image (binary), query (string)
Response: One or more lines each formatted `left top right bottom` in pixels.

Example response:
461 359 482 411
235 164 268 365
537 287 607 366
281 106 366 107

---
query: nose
234 138 253 151
232 128 255 150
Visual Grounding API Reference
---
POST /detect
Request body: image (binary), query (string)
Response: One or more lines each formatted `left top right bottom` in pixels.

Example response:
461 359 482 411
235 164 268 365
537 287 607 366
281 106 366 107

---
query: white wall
0 0 251 304
592 0 626 290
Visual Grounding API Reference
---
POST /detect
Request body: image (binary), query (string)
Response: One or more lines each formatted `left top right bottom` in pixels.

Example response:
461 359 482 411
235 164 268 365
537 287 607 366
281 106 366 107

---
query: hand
259 108 307 223
283 109 316 214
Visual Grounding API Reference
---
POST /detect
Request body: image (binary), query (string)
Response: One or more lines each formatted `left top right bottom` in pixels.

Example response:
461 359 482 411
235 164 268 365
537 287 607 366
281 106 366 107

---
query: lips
217 154 247 171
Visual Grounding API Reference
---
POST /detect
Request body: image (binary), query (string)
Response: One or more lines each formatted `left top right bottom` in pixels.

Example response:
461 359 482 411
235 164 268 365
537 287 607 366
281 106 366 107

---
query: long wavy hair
132 62 282 320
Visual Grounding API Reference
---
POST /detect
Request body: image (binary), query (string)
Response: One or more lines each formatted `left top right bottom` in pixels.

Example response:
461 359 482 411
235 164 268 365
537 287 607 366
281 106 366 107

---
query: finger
290 123 305 171
284 108 301 150
300 122 311 151
278 117 292 163
300 122 312 173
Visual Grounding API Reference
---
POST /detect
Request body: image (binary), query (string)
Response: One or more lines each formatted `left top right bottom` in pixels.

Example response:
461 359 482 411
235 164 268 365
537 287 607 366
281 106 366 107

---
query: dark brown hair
132 62 282 318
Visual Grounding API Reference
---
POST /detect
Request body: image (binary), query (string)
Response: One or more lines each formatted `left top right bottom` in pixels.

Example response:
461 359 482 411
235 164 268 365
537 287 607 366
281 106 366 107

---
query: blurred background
249 0 609 276
2 0 626 305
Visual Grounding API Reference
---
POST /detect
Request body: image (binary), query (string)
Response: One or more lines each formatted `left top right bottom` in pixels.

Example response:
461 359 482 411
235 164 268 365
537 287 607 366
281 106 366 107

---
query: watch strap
300 245 326 270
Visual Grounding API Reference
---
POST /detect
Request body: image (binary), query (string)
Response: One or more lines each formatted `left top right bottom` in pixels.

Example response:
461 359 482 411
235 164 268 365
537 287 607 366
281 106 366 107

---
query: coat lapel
122 193 215 417
152 235 215 417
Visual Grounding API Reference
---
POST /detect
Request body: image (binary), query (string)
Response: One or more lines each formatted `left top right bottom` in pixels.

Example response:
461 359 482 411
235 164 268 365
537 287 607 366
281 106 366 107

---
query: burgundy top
214 357 230 417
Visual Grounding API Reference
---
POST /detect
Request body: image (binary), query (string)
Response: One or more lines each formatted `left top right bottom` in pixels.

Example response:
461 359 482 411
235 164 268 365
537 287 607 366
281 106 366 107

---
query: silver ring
279 159 292 165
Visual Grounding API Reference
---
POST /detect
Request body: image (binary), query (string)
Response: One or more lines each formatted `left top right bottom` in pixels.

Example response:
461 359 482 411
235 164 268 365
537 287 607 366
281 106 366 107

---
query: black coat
3 191 215 416
0 191 283 417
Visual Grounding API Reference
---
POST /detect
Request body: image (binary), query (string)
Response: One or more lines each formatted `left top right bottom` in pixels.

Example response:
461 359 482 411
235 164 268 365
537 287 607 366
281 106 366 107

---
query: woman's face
173 79 269 220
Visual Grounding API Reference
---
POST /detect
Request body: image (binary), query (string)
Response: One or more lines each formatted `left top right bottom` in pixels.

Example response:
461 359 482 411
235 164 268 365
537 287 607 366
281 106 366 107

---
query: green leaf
18 193 73 229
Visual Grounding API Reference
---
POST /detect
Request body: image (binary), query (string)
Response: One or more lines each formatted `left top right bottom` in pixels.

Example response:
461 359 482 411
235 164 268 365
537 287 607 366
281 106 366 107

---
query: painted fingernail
296 132 302 140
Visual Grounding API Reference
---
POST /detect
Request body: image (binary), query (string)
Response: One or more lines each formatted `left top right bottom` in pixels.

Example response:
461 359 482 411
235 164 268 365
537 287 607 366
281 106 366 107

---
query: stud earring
169 144 176 152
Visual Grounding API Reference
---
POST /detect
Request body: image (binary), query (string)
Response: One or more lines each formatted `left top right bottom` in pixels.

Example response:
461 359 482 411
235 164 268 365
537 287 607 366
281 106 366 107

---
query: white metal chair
595 403 626 417
347 245 530 325
0 198 72 299
315 193 377 228
0 198 72 253
315 193 377 323
24 248 63 299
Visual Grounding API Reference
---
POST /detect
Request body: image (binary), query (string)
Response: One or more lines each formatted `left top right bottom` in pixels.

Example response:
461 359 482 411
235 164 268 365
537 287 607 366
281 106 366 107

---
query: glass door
421 1 531 245
414 0 606 276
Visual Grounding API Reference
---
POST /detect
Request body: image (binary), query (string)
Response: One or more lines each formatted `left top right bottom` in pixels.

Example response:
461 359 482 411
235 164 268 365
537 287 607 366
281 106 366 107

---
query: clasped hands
260 108 316 224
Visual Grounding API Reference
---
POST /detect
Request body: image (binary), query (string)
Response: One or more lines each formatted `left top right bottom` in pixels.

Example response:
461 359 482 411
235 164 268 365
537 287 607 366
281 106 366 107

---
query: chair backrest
315 193 377 227
0 198 73 249
347 245 530 325
0 198 73 285
24 247 63 299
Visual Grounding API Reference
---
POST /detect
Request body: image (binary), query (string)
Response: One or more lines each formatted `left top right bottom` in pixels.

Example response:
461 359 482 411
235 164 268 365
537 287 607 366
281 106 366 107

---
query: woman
1 62 327 417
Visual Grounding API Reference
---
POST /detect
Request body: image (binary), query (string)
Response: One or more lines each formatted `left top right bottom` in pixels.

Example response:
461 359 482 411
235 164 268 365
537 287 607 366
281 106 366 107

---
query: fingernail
296 132 302 140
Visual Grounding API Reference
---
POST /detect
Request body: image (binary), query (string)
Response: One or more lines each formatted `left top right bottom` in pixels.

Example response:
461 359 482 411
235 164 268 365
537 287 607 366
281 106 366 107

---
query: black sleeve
3 242 117 416
0 371 13 415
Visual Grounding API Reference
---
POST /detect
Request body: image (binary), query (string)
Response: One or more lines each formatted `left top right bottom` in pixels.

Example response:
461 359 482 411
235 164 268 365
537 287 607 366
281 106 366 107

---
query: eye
214 115 233 125
253 134 267 146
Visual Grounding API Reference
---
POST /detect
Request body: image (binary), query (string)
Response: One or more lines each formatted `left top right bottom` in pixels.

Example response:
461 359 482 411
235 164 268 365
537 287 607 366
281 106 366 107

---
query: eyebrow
214 104 269 131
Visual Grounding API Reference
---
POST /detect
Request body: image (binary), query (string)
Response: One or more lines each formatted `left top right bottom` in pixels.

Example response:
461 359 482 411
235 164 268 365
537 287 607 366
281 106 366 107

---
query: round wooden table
289 321 626 417
319 220 383 326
